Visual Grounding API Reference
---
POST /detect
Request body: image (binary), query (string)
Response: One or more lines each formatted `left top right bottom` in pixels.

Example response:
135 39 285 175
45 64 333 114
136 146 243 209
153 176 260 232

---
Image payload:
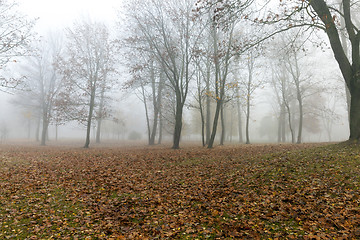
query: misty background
0 0 350 146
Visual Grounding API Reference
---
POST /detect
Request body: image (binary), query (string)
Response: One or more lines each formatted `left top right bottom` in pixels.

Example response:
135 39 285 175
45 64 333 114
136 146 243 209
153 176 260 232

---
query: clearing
0 142 359 239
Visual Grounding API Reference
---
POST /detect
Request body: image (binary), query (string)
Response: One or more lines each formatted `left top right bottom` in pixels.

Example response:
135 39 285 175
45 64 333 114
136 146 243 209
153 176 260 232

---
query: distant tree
283 44 307 144
270 64 293 143
16 33 63 146
233 56 244 143
122 47 165 146
57 19 116 148
0 121 9 142
239 49 263 144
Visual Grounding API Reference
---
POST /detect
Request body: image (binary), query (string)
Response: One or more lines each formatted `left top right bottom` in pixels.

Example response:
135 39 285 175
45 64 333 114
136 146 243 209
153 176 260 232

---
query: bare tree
271 63 296 143
195 0 253 148
17 33 63 145
207 19 236 148
57 19 116 148
238 49 263 144
124 0 203 149
0 0 34 92
213 0 360 141
122 44 165 146
190 18 214 147
283 43 308 144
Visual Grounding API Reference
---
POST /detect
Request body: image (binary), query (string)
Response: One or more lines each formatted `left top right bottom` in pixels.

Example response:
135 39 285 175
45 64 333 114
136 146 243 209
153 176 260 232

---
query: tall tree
124 0 203 149
57 20 116 148
207 18 236 148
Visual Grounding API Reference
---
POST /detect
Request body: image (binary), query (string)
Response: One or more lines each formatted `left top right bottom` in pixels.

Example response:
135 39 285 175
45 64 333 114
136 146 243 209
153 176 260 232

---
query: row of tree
121 0 349 148
11 20 117 148
0 0 358 148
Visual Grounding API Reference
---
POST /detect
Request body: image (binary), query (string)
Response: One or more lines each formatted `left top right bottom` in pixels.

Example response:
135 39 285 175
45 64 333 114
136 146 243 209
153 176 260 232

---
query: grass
0 142 360 239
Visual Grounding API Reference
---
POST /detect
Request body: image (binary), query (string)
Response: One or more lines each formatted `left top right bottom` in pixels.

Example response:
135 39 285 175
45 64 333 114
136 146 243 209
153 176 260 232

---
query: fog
0 0 351 147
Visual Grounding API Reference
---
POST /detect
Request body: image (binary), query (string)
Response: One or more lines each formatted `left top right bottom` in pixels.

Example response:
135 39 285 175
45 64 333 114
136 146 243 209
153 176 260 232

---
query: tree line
0 0 357 148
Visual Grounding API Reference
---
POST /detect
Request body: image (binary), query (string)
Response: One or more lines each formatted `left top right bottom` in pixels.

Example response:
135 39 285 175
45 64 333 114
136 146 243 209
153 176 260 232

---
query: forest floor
0 142 360 239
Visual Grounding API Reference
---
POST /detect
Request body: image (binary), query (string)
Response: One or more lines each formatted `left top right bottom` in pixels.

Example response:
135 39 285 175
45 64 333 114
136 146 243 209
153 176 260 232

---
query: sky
19 0 121 32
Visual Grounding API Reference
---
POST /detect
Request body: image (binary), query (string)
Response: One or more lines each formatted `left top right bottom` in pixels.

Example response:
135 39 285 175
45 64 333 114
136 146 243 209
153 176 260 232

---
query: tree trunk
285 103 295 143
237 91 243 143
199 92 206 147
84 91 95 148
149 63 159 145
297 96 303 144
220 103 225 145
96 118 102 144
141 84 151 144
208 100 222 148
40 122 48 146
278 103 286 142
55 124 58 141
40 109 49 146
149 111 158 145
35 117 40 141
277 112 282 143
349 86 360 140
245 96 250 144
172 100 183 149
96 87 105 144
230 105 233 142
205 67 211 145
339 4 351 124
158 108 163 145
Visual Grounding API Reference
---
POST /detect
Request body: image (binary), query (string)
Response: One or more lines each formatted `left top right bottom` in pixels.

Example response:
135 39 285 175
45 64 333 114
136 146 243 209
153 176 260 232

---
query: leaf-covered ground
0 142 360 239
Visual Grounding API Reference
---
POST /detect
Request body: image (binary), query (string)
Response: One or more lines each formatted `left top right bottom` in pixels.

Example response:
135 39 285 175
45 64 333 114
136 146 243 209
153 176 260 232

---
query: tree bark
237 88 243 143
35 117 39 141
296 93 303 144
84 90 96 148
220 103 225 145
205 63 211 145
149 111 158 145
40 109 49 146
149 62 159 145
96 87 105 144
245 94 250 144
349 86 360 140
172 96 183 149
96 118 102 144
158 107 163 144
208 100 222 148
141 84 151 144
285 103 295 143
198 80 206 147
279 103 286 142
